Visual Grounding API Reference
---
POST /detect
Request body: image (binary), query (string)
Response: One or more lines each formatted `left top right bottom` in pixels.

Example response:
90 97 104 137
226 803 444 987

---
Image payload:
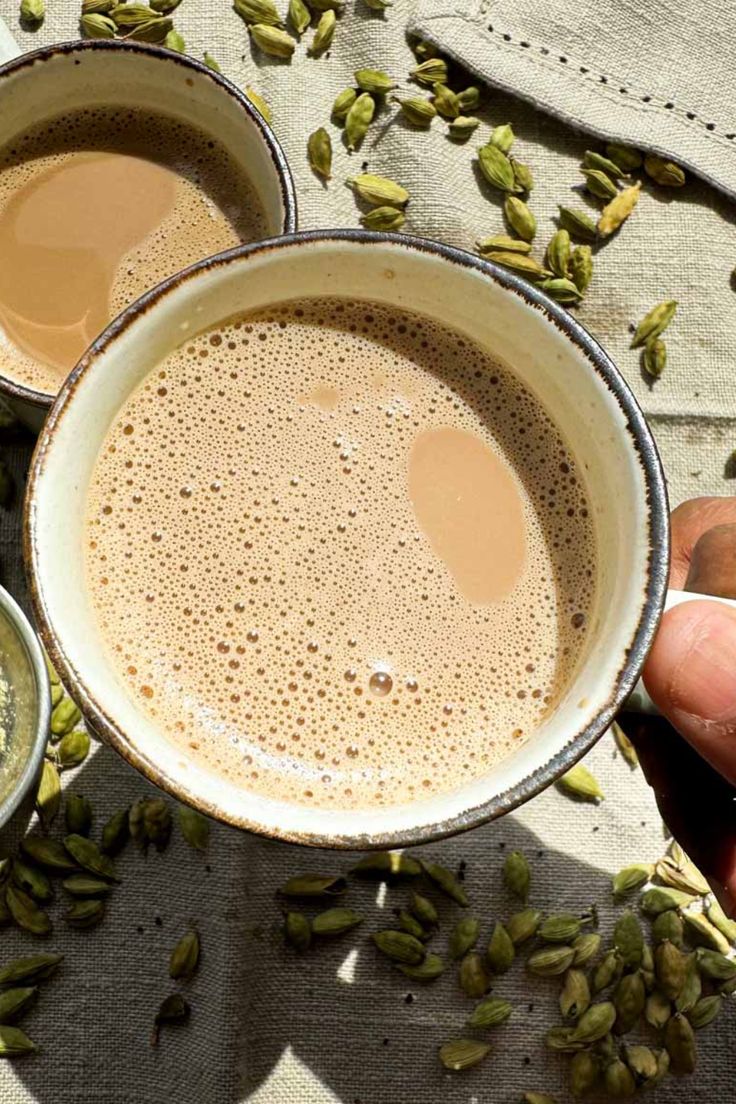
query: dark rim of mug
0 38 297 411
25 229 671 850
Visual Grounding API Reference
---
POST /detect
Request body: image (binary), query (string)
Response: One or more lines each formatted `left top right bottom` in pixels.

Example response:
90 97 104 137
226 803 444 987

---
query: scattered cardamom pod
279 873 346 898
665 1011 697 1073
654 939 689 1000
606 143 642 171
177 805 209 852
597 181 641 236
583 150 628 179
603 1058 635 1097
288 0 310 33
410 58 448 86
613 909 644 967
569 1049 599 1097
457 86 481 111
540 913 587 944
80 13 117 35
360 206 406 231
0 987 36 1025
527 945 575 977
706 896 736 944
675 953 702 1012
398 952 444 980
438 1038 490 1071
688 994 721 1030
624 1044 658 1087
467 996 512 1028
502 851 530 902
21 837 76 874
0 954 62 986
284 911 311 951
539 277 583 304
557 763 603 802
50 699 82 739
458 951 490 998
19 0 44 23
478 144 517 193
354 68 396 94
63 835 118 882
65 794 92 837
372 930 425 965
332 88 357 122
248 22 295 56
234 0 282 23
0 1026 36 1056
35 761 61 830
643 338 666 379
307 0 342 11
641 885 696 915
581 168 618 201
432 83 460 120
504 195 536 240
202 52 220 70
348 173 409 208
307 127 332 180
56 730 90 770
572 1000 617 1044
50 684 64 708
11 860 52 904
630 300 677 348
351 852 420 879
545 1025 582 1052
448 115 480 140
572 932 601 966
477 234 531 255
169 931 200 978
486 920 515 972
560 968 591 1020
410 891 438 927
110 2 159 23
511 159 534 193
481 252 549 279
592 949 623 992
150 0 181 11
612 863 653 898
558 205 598 242
696 947 736 981
546 229 570 278
613 971 646 1033
488 123 514 152
64 899 104 928
6 885 52 937
309 9 335 54
151 993 190 1046
62 874 111 897
312 908 363 936
394 96 436 127
129 798 171 852
645 988 672 1029
569 245 593 295
507 908 542 945
344 92 375 150
612 721 638 767
644 154 686 187
245 87 272 124
682 911 730 954
163 29 185 51
123 15 174 41
420 860 468 906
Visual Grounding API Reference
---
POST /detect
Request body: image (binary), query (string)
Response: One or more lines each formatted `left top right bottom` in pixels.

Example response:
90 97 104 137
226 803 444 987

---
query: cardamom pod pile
278 814 734 1097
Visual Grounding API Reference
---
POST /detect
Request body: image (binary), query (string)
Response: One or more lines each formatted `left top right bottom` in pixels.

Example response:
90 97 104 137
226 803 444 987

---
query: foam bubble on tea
84 299 598 810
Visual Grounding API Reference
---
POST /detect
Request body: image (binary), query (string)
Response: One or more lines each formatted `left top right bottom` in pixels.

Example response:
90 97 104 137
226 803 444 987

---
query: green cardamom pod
80 13 117 36
432 83 459 120
202 51 220 70
507 907 542 945
641 885 695 915
503 850 530 902
613 909 644 967
489 123 514 152
99 809 129 856
659 854 707 897
21 836 77 873
604 1058 635 1097
309 9 335 54
527 945 575 977
111 3 158 23
0 987 36 1025
645 989 672 1029
362 0 391 10
372 930 425 964
504 195 536 240
511 159 534 193
560 968 591 1019
613 971 646 1033
448 115 480 140
177 805 209 852
150 0 182 11
245 87 272 124
344 92 375 150
654 938 690 1002
569 245 593 294
6 885 52 936
163 29 186 51
486 920 515 972
56 729 90 770
130 798 171 852
438 1038 490 1070
644 154 685 187
11 860 52 905
456 86 481 111
682 911 730 954
351 852 420 879
64 899 104 928
557 763 602 801
284 911 311 951
360 206 406 231
354 68 396 94
572 931 601 966
612 721 638 767
665 1011 697 1073
62 874 111 897
332 88 357 122
643 338 666 379
477 234 532 255
19 0 44 22
410 892 438 926
597 181 641 236
307 127 332 180
558 205 598 242
539 277 583 304
581 168 619 201
641 941 655 988
64 794 92 836
675 953 702 1012
592 949 623 992
123 17 174 43
50 684 63 707
151 993 190 1045
481 252 549 279
0 1026 36 1055
606 143 642 171
706 897 736 944
312 908 362 936
467 996 512 1028
696 947 736 981
688 994 721 1030
410 58 448 86
458 951 490 998
612 863 653 898
478 144 517 193
234 0 282 24
545 1025 583 1052
348 173 409 208
569 1049 599 1097
420 861 468 906
445 914 481 958
572 1000 617 1044
583 149 629 179
35 761 61 830
307 0 342 11
539 913 586 944
0 954 62 986
63 834 118 882
169 930 200 978
50 699 82 739
624 1044 658 1087
279 873 346 897
394 96 436 127
248 22 295 56
288 0 310 33
398 952 444 980
545 229 571 278
411 37 438 59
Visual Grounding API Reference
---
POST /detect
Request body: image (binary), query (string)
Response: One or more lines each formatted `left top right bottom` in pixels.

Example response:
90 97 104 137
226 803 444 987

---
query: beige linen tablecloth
0 1 735 1100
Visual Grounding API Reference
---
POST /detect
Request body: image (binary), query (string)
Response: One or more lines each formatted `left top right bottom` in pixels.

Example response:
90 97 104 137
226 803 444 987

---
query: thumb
643 599 736 787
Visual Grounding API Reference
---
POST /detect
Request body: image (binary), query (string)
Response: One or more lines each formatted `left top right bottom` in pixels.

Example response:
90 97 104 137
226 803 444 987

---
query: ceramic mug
26 230 675 849
0 38 297 430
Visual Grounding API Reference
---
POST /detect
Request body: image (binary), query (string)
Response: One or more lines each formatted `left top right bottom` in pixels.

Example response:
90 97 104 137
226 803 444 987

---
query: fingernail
667 605 736 722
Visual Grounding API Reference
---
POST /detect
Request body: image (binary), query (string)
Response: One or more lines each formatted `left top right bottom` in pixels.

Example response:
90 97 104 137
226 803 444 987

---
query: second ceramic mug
0 38 297 429
26 231 672 848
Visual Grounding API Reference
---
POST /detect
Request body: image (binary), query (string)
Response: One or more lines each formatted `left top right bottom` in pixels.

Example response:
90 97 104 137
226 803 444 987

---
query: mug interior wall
29 237 660 845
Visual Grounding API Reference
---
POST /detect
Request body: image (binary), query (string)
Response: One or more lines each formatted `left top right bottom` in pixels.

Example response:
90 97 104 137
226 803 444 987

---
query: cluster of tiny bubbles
0 105 267 395
85 297 597 810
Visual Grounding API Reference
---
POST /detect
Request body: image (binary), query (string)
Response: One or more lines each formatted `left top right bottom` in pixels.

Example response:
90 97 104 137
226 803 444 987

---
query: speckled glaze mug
25 230 677 848
0 38 296 430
